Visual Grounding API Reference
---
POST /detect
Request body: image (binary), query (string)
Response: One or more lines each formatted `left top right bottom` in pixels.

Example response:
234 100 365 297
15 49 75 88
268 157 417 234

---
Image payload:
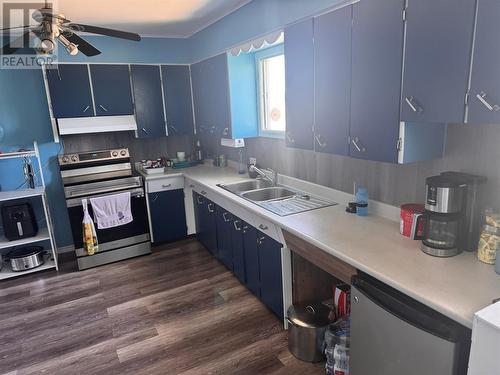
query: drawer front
253 215 280 243
147 176 184 193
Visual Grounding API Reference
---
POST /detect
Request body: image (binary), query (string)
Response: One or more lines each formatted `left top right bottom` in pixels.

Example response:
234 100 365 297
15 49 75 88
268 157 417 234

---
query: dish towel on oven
90 192 133 229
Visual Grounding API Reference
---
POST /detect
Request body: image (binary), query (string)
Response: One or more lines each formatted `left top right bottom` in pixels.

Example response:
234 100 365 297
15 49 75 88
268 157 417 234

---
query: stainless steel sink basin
222 179 273 193
241 187 296 202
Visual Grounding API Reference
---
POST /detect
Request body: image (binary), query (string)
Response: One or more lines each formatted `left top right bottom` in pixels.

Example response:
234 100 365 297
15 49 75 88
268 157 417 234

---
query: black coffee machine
419 172 486 257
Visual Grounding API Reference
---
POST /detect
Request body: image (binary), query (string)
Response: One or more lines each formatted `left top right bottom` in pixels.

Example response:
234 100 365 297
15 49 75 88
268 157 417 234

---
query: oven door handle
66 188 145 208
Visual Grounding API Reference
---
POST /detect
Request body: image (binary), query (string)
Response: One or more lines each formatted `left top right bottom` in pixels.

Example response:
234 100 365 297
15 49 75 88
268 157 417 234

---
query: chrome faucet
249 165 278 186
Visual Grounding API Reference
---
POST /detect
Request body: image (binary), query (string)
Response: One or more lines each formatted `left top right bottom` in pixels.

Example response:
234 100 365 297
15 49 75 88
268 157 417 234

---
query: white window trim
255 45 285 139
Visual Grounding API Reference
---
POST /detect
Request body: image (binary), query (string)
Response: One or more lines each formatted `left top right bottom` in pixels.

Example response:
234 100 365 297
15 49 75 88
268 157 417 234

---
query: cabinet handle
351 137 366 153
405 96 423 113
233 220 241 231
257 236 266 245
99 104 108 112
83 105 90 113
476 91 500 112
223 127 229 136
314 134 326 148
201 190 207 195
242 225 249 234
207 203 215 213
141 127 150 135
285 132 295 144
197 196 204 204
258 224 269 231
169 124 179 133
209 126 216 134
223 212 231 222
162 183 171 189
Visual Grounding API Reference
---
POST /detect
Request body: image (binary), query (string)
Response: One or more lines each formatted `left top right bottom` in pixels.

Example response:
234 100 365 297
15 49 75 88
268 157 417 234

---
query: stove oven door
66 187 150 257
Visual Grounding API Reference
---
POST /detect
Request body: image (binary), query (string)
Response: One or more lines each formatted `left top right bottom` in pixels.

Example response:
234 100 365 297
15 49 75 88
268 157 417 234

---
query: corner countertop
138 164 500 328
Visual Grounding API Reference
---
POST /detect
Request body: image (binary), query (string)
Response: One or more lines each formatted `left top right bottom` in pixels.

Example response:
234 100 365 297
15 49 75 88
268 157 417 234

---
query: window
256 46 286 136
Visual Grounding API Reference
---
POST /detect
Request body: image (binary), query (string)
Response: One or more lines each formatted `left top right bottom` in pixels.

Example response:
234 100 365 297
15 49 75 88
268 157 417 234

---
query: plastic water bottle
356 187 368 216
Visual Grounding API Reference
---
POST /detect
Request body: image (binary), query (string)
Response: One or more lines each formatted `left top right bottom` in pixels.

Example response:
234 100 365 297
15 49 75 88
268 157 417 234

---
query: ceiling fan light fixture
39 38 55 53
58 33 79 56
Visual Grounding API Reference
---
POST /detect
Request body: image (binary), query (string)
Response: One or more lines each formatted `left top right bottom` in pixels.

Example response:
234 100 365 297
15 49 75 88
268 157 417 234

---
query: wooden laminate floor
0 239 324 375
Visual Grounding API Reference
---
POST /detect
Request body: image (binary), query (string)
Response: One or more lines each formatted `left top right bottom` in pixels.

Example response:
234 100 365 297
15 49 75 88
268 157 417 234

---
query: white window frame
255 45 286 138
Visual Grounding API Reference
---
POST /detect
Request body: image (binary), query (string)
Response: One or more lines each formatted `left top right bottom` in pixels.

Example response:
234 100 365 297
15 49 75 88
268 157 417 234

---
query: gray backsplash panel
232 123 500 210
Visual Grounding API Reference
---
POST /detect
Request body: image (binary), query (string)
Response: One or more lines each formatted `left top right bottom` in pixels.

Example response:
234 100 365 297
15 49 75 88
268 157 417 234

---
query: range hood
57 115 137 135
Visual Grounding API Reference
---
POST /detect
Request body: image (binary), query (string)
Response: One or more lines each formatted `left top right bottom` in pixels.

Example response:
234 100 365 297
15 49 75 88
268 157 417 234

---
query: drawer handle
315 134 326 148
207 203 215 213
351 137 366 153
233 220 242 231
201 190 207 195
405 96 423 113
141 127 150 135
83 105 91 113
259 224 269 231
257 236 266 245
162 184 171 188
223 212 231 222
99 104 108 112
477 91 500 112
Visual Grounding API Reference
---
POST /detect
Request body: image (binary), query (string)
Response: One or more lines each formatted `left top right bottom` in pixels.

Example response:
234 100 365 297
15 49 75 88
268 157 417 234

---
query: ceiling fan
0 1 141 57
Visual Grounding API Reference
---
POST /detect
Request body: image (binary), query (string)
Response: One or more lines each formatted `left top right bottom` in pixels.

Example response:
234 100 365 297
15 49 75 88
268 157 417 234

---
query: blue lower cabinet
215 206 233 270
242 223 260 298
231 218 246 284
258 233 284 319
149 189 187 244
193 192 217 255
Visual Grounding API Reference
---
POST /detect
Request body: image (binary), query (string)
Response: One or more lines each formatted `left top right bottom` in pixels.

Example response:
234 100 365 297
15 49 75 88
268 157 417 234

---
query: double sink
219 179 336 216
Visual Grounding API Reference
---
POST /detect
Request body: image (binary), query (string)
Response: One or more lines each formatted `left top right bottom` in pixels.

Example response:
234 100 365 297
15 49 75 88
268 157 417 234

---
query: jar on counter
477 212 500 264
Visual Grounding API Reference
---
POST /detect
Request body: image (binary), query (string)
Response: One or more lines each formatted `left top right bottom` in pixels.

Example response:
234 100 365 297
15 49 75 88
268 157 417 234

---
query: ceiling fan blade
63 32 101 56
68 23 141 41
1 31 35 54
1 25 32 31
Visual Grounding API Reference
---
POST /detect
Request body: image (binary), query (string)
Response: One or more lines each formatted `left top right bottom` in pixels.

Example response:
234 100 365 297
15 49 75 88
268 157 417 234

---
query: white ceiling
46 0 251 38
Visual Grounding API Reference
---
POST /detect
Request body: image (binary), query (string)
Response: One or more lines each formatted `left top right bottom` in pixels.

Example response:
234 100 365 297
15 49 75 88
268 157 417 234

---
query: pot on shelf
7 246 45 272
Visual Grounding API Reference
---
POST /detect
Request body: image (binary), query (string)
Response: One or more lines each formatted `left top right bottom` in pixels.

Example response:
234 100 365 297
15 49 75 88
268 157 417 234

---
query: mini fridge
350 274 471 375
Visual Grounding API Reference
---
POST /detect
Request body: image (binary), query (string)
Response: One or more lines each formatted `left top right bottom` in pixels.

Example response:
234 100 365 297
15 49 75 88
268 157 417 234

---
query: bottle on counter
356 187 369 216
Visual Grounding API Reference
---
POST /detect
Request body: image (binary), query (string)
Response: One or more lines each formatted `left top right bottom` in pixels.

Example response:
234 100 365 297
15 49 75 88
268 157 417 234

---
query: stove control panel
58 148 129 165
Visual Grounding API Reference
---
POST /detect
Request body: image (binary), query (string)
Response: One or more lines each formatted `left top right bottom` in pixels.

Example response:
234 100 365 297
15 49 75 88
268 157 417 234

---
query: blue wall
189 0 346 62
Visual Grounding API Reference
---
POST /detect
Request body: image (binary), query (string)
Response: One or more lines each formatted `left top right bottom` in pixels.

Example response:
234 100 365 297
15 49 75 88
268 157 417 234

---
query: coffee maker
419 172 486 257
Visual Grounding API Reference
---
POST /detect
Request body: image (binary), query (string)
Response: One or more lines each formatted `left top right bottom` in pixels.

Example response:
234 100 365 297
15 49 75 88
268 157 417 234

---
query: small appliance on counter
6 246 45 271
1 202 38 241
419 172 486 257
400 203 425 239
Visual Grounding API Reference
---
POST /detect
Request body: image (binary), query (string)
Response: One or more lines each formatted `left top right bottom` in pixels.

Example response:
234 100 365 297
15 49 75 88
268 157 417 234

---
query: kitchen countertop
139 164 500 328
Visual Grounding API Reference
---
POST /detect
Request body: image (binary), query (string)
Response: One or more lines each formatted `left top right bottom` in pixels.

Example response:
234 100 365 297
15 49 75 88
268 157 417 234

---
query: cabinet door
242 223 260 298
401 0 475 123
231 217 246 284
46 64 94 118
149 189 187 244
285 19 314 150
468 0 500 124
208 54 232 138
193 192 215 254
90 65 134 116
215 206 233 270
350 0 405 163
161 65 195 135
258 233 283 319
314 6 352 155
130 65 166 138
191 61 210 134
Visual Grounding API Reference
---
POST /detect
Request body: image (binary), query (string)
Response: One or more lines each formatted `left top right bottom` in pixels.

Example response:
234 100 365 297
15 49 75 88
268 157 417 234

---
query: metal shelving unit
0 142 58 280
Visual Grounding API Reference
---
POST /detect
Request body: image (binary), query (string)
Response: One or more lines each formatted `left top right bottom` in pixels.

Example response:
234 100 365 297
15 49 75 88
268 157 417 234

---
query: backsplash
61 132 194 163
223 123 500 210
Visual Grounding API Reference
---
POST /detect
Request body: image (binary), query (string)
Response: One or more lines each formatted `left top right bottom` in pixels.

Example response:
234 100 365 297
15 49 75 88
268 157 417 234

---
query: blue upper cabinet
89 65 134 117
130 65 166 138
285 19 314 150
350 0 405 163
313 6 352 156
401 0 475 124
191 54 232 138
161 65 195 135
467 0 500 124
46 64 94 118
